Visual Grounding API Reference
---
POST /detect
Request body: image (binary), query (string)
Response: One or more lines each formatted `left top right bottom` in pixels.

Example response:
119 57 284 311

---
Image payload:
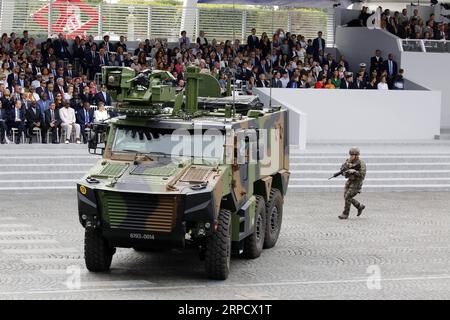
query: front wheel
84 228 114 272
205 209 232 280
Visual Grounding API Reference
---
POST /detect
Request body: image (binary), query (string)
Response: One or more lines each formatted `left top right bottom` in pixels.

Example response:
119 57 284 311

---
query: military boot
357 205 365 217
338 213 349 220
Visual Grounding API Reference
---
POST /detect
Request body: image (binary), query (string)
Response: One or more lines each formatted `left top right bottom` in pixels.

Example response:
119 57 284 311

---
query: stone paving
0 190 449 300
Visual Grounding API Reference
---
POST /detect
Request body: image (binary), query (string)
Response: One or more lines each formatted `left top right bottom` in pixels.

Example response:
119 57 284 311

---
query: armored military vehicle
77 66 290 280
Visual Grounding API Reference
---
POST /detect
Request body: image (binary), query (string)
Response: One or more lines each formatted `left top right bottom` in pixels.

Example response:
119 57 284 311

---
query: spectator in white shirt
59 101 81 144
94 102 109 123
377 76 389 90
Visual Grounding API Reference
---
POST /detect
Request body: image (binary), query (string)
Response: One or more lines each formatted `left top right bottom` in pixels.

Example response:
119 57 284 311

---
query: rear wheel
264 188 283 249
205 209 232 280
243 196 266 259
84 228 114 272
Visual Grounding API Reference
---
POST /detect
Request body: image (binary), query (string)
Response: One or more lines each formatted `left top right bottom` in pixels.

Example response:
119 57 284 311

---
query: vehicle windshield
112 126 225 161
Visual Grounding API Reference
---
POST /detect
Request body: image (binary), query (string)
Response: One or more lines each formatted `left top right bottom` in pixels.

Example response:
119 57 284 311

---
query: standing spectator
370 49 383 75
84 43 98 80
247 28 260 50
179 30 190 48
196 31 208 48
100 35 113 53
116 35 127 52
381 53 398 89
95 84 113 106
59 101 81 144
312 31 325 60
53 33 71 60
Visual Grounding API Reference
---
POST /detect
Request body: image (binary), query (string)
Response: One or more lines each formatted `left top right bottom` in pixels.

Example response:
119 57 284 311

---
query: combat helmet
349 147 360 156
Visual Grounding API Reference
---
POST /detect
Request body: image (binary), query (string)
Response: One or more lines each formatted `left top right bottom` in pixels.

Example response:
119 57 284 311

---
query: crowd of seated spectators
356 6 449 40
0 27 405 145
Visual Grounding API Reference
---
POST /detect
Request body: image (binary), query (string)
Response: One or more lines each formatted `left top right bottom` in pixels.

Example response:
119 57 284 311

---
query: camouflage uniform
340 152 366 219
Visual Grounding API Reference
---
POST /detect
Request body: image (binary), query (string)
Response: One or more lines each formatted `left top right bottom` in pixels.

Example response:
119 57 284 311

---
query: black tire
205 209 232 280
243 196 266 259
84 228 114 272
264 188 283 249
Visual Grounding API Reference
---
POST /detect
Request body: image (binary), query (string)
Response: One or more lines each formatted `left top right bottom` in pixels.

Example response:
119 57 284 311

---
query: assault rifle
328 162 361 180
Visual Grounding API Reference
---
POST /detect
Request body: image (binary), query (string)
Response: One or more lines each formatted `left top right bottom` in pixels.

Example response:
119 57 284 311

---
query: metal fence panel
198 7 243 43
0 0 331 45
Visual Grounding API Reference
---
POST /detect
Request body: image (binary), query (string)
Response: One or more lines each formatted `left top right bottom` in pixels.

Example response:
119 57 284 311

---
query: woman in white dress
94 103 109 123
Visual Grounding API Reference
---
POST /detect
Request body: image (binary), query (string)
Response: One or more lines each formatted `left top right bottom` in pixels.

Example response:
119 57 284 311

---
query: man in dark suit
271 71 283 88
45 102 61 144
53 33 71 60
247 28 260 50
381 53 398 89
95 85 113 106
7 66 20 89
36 80 48 97
64 64 78 79
76 102 95 143
353 74 366 89
312 31 326 59
115 36 127 52
8 100 25 144
25 101 44 144
84 44 98 80
370 49 383 74
95 48 109 74
99 35 114 53
340 74 354 89
316 49 327 66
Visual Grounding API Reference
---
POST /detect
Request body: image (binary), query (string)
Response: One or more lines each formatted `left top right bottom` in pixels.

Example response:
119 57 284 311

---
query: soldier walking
339 147 366 220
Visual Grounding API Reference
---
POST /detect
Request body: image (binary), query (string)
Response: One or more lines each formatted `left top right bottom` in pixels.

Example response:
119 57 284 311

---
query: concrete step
0 172 86 180
290 178 450 186
288 185 450 192
289 155 450 163
0 164 94 172
0 180 78 190
290 163 450 171
0 156 99 165
290 170 450 179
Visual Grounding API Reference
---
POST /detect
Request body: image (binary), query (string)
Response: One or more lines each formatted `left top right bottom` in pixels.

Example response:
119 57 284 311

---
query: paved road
0 191 449 300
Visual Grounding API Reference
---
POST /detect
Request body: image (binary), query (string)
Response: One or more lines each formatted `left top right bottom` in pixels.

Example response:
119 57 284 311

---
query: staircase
289 141 450 192
1 141 450 193
0 144 100 192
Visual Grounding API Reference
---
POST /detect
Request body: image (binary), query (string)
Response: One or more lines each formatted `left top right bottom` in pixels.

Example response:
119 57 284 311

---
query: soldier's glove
346 169 357 174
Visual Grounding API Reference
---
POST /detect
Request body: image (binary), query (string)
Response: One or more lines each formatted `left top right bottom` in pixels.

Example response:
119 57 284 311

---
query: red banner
32 0 102 39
